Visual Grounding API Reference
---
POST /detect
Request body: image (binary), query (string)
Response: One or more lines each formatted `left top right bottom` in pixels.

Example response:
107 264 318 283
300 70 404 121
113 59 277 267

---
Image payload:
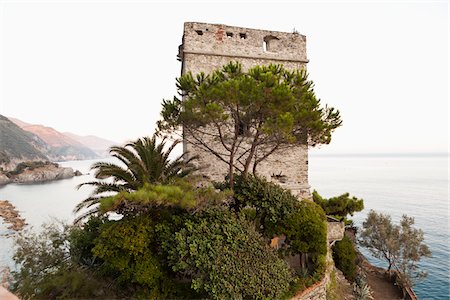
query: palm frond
74 206 102 225
74 134 198 222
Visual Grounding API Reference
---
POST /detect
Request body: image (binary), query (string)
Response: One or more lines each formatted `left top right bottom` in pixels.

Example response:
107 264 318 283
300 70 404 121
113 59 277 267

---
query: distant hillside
63 132 116 157
0 115 50 168
9 117 99 161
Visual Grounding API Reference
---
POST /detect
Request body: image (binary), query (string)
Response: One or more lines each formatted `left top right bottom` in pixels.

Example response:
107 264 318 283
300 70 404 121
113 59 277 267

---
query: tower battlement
180 22 308 64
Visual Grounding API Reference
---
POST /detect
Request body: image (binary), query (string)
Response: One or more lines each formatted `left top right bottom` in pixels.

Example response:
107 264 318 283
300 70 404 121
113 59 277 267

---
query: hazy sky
0 1 448 154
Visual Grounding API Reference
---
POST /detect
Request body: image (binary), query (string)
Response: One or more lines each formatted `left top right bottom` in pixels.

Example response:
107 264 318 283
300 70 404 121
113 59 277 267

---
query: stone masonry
179 22 311 198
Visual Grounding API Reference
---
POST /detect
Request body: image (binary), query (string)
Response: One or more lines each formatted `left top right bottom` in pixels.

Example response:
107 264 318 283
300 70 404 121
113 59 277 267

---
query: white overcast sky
0 1 448 154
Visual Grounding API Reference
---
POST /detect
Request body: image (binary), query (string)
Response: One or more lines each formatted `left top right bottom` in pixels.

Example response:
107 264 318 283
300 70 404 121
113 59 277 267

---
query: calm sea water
309 154 449 300
0 155 449 299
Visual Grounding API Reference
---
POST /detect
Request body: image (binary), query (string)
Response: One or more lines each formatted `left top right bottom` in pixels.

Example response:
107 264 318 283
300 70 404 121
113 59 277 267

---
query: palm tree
74 135 197 223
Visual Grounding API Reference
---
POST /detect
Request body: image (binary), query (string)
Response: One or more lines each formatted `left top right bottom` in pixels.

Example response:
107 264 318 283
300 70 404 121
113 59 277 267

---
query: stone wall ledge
291 276 326 300
183 50 309 63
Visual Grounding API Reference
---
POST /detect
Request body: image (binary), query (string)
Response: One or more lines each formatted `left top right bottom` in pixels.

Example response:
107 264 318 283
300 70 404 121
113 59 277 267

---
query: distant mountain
8 116 117 159
63 132 116 157
17 124 98 161
0 115 50 169
9 117 114 161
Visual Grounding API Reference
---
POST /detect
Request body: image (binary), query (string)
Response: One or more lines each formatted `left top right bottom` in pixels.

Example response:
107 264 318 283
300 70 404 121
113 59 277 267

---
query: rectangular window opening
195 30 203 36
238 120 247 136
239 33 247 39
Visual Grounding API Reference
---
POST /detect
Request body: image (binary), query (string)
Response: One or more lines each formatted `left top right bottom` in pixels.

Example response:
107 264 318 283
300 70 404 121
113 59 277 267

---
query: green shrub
223 174 302 234
161 208 294 299
11 221 120 299
227 175 327 256
92 214 171 297
332 235 357 282
312 190 364 221
69 216 107 267
282 200 327 256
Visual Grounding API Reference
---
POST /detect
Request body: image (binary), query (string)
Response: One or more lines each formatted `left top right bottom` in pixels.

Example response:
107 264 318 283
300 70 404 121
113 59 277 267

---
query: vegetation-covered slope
0 115 49 166
17 124 99 160
8 117 99 161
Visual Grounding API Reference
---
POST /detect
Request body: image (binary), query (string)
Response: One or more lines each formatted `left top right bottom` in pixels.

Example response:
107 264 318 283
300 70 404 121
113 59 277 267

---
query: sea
0 154 449 299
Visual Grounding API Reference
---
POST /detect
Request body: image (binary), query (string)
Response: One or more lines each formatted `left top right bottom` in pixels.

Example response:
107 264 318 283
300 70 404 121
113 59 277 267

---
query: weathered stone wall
180 22 311 198
181 22 308 63
327 221 345 243
291 278 327 300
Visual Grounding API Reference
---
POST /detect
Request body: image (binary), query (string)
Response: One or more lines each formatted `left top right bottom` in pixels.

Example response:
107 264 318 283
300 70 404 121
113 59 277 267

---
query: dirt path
360 259 403 300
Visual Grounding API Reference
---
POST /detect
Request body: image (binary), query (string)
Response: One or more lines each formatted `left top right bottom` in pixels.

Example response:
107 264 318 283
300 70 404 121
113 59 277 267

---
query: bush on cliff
159 208 293 299
91 215 172 298
12 174 329 299
332 235 357 282
218 174 328 293
221 174 327 257
312 190 364 224
11 222 121 299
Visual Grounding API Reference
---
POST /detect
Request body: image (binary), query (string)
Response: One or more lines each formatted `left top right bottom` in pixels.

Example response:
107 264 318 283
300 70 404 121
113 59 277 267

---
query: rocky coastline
0 161 81 186
0 200 26 232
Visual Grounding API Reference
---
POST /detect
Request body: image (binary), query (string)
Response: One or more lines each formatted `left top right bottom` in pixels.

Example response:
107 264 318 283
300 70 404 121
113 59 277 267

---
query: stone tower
178 22 310 198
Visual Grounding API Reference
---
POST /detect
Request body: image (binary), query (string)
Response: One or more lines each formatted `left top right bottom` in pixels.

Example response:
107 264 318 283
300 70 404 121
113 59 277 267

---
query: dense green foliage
332 235 357 282
312 190 364 222
11 175 330 299
158 62 341 185
74 135 197 223
92 215 170 297
220 174 327 291
360 210 431 287
224 173 298 234
11 222 121 299
282 203 327 256
161 208 293 299
224 174 327 256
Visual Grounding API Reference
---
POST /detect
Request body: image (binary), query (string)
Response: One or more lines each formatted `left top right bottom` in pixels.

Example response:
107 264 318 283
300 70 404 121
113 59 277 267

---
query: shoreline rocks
0 162 81 186
0 200 27 232
11 165 75 183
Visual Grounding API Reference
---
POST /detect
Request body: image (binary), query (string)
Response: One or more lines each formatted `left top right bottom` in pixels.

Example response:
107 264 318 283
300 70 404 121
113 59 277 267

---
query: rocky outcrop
10 164 76 184
0 200 27 231
0 162 79 185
